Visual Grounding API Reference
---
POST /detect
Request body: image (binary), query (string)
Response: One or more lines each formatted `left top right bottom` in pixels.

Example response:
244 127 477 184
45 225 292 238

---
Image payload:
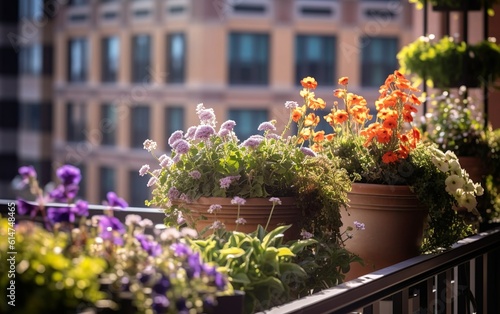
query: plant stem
265 203 276 232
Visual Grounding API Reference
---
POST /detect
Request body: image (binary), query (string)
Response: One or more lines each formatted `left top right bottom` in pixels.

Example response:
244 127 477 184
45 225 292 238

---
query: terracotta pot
341 183 428 281
174 197 301 239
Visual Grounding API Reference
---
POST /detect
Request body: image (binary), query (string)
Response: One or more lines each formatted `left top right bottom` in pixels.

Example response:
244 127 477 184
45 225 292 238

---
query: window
128 170 149 207
101 36 119 82
99 166 115 201
68 38 88 83
19 45 42 75
228 109 268 140
69 0 88 5
20 102 52 132
66 103 86 142
19 0 43 19
166 33 186 83
100 104 117 146
130 106 150 148
296 35 336 85
229 33 269 85
165 107 184 148
132 34 151 83
360 37 399 87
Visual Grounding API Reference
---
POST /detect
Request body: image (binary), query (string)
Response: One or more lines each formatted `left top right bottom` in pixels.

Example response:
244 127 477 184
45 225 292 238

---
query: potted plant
2 165 238 314
142 102 352 241
301 71 483 279
397 35 500 88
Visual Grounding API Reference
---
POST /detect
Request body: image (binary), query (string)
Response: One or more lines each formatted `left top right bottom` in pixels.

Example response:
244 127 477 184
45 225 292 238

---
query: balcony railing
2 200 499 314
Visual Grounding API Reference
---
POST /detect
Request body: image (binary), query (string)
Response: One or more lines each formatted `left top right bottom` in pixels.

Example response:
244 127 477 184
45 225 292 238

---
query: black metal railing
2 199 499 314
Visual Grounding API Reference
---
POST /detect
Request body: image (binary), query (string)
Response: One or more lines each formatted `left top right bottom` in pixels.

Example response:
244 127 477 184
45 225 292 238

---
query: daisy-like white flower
432 156 449 173
457 192 478 212
445 174 465 194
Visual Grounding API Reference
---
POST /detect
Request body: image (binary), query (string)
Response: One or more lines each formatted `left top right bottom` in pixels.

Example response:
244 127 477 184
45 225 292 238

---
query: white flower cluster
430 147 484 213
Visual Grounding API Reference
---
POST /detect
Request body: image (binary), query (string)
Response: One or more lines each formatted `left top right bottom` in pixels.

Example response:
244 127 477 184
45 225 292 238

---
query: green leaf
277 247 295 257
219 247 245 259
289 239 318 254
230 272 251 284
262 225 290 248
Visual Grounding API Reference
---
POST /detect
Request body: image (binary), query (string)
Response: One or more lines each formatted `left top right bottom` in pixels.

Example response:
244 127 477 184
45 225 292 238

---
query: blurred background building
1 0 499 206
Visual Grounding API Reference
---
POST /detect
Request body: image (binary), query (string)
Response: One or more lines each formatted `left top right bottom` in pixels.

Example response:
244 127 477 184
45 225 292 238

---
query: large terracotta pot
341 183 428 281
174 197 301 239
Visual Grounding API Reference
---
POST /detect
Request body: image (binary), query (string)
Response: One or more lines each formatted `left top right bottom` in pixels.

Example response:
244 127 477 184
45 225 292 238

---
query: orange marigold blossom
300 89 314 99
301 76 318 89
292 109 303 122
304 113 320 127
382 151 399 164
338 77 349 85
333 110 349 124
311 143 323 152
325 133 335 141
308 97 326 110
383 117 398 129
313 130 325 143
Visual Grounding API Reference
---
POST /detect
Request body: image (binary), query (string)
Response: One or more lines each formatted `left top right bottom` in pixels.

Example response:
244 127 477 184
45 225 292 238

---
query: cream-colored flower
448 160 461 174
475 183 484 196
432 157 450 172
457 192 478 212
444 150 458 161
445 174 465 194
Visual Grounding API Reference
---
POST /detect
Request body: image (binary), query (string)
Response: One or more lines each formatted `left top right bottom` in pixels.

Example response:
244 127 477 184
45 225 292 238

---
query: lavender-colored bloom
152 169 161 177
198 109 216 123
17 199 37 217
47 200 89 224
56 165 81 186
209 220 225 230
135 234 162 257
231 196 246 206
152 295 170 313
125 214 142 225
177 211 186 225
187 251 203 278
258 121 276 132
207 204 222 214
49 184 79 202
189 170 201 179
220 120 236 131
174 139 190 154
235 217 247 225
168 187 180 200
266 133 280 140
153 273 171 294
241 135 264 148
300 230 314 239
194 125 216 140
185 126 197 140
354 221 366 230
143 139 157 152
98 215 126 245
106 192 128 208
219 177 233 189
18 165 37 184
171 242 192 257
160 156 173 168
300 147 317 157
218 128 230 137
269 197 282 205
285 101 299 109
147 176 158 187
139 164 150 176
168 130 184 147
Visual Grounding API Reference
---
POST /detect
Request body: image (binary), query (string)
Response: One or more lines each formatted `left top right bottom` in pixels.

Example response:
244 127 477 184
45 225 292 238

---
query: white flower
444 150 458 161
475 183 484 196
147 176 158 187
432 157 450 172
448 160 461 174
457 192 478 212
125 214 142 225
445 174 465 194
143 139 157 152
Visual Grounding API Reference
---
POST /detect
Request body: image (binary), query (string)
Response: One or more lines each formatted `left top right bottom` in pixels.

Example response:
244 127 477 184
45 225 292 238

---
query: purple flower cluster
189 170 201 179
18 165 36 185
354 221 366 230
207 204 222 214
219 175 241 189
47 200 89 224
168 130 184 148
300 147 317 157
257 121 276 132
285 100 299 109
231 196 246 206
173 139 190 155
135 234 162 256
194 125 216 141
98 215 126 245
241 135 264 148
106 191 128 208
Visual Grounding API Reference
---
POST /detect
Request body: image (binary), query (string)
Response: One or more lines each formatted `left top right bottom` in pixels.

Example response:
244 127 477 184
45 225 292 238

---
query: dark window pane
101 36 119 82
360 37 399 87
167 33 186 83
66 103 86 142
68 37 88 82
129 170 149 207
130 106 150 148
101 104 117 145
132 34 151 83
296 35 336 85
228 109 268 140
165 106 185 148
99 166 115 202
229 33 269 85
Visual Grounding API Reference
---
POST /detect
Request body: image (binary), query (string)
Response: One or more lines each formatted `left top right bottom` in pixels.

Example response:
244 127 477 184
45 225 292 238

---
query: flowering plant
300 71 483 251
1 165 233 314
143 103 352 238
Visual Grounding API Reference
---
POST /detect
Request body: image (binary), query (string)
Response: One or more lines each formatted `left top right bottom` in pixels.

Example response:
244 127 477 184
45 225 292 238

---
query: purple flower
153 273 171 294
49 184 79 202
241 135 264 148
168 130 184 147
219 177 232 189
168 187 180 200
207 204 222 214
218 128 230 137
17 199 37 217
220 120 236 131
187 251 203 278
285 101 299 109
231 196 246 206
354 221 366 230
235 217 247 225
198 109 216 123
106 192 128 208
139 164 150 176
56 165 81 186
185 126 197 140
143 139 157 152
18 166 37 184
147 176 158 187
257 121 276 132
189 170 201 179
194 125 216 140
47 200 89 224
209 220 225 230
174 139 190 154
135 234 162 256
171 242 192 257
152 295 170 313
160 156 173 168
266 133 280 140
269 197 282 205
300 230 314 239
98 215 126 245
300 147 317 157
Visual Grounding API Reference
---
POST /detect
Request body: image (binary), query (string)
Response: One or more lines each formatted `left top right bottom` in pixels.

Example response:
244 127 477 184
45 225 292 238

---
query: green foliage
408 0 500 17
397 36 500 88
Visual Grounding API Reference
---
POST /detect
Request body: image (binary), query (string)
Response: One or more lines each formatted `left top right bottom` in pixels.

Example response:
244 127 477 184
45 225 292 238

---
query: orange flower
383 117 398 129
403 103 418 113
410 94 421 105
311 143 323 152
375 127 392 144
325 133 336 141
301 76 318 89
333 110 349 124
351 105 370 124
304 113 320 127
308 97 326 110
292 109 303 122
398 144 410 159
338 77 349 85
382 151 399 164
333 89 346 99
313 130 325 143
298 128 311 142
300 89 314 99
